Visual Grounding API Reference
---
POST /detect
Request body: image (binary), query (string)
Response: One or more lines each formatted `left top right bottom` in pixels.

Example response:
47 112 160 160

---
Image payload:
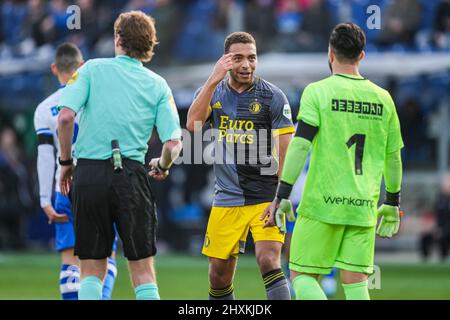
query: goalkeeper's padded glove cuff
384 191 400 207
276 181 293 201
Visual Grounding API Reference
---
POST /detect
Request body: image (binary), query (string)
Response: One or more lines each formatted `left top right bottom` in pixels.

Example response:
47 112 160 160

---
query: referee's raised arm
56 11 182 300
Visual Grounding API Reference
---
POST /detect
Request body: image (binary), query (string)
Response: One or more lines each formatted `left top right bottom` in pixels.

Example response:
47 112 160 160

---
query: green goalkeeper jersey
297 73 403 227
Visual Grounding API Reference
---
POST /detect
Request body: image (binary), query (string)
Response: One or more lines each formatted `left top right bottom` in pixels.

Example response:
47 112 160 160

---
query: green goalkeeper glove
275 199 296 234
376 204 400 238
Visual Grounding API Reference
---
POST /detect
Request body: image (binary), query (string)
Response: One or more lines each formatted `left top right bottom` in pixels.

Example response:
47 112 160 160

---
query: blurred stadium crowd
1 0 449 61
0 0 450 255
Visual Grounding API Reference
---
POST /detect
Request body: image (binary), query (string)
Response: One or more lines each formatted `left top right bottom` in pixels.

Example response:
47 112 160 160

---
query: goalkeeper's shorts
290 215 375 275
202 202 285 260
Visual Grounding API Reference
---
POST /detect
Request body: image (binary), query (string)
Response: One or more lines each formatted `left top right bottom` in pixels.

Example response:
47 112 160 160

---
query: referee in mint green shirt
57 11 182 300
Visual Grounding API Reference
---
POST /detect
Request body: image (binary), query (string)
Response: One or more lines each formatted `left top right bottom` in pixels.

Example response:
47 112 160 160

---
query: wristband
384 191 400 207
157 160 170 172
58 157 73 166
276 181 293 201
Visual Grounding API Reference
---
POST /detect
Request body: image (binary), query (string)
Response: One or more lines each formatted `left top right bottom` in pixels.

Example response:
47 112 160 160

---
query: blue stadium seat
420 72 450 113
1 2 28 47
413 0 441 52
169 203 204 225
395 75 422 109
174 0 224 62
0 73 46 112
325 0 341 23
351 0 388 42
325 0 389 49
418 0 440 31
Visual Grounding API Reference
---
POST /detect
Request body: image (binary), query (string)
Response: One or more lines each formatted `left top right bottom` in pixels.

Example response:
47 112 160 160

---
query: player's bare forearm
58 107 76 161
275 133 292 179
149 139 182 181
187 53 233 132
159 139 182 169
186 83 215 132
384 149 403 193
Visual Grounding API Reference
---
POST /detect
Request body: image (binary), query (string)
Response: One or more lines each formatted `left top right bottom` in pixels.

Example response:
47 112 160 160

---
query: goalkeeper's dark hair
329 22 366 63
55 42 83 74
224 32 256 53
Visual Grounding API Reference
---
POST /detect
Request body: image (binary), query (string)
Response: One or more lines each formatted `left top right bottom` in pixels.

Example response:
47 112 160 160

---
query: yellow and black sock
209 284 235 300
262 268 291 300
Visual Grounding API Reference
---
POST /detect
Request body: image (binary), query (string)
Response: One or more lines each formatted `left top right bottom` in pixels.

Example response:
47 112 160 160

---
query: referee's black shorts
72 158 157 261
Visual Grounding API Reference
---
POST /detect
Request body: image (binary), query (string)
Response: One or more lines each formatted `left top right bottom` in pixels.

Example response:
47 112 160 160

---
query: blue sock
60 264 79 300
321 268 337 297
79 276 103 300
281 260 290 280
135 283 160 300
102 257 117 300
328 268 337 277
281 261 295 298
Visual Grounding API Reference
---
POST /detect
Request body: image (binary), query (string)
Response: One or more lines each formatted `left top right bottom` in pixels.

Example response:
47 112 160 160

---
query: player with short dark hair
187 31 294 300
266 22 404 300
223 32 256 53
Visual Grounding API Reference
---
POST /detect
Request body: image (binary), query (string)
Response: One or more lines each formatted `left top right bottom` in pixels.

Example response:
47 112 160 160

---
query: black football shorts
72 158 157 260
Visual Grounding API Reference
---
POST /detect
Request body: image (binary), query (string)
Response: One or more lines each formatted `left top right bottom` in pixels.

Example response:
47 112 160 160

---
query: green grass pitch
0 252 449 300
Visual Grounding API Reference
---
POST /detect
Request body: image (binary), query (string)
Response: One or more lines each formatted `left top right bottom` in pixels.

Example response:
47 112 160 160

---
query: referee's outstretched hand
60 164 74 196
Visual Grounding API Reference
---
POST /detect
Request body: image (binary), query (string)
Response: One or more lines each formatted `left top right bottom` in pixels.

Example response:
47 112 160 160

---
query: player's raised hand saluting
207 53 234 85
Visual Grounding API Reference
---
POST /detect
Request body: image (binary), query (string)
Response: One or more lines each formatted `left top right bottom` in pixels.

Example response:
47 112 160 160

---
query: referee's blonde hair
114 11 158 62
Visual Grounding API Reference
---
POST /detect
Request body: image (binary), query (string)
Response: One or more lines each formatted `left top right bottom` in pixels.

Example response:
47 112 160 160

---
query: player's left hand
275 199 295 233
60 164 74 196
376 204 401 238
261 198 278 229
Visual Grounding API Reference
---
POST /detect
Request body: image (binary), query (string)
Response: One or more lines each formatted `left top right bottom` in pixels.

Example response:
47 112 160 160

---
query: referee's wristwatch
58 157 73 166
157 160 170 173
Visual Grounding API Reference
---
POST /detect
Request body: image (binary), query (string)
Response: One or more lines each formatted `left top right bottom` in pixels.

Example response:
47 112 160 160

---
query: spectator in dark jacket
434 174 450 260
0 127 35 249
377 0 422 47
433 0 450 50
295 0 333 52
245 0 277 53
420 173 450 261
